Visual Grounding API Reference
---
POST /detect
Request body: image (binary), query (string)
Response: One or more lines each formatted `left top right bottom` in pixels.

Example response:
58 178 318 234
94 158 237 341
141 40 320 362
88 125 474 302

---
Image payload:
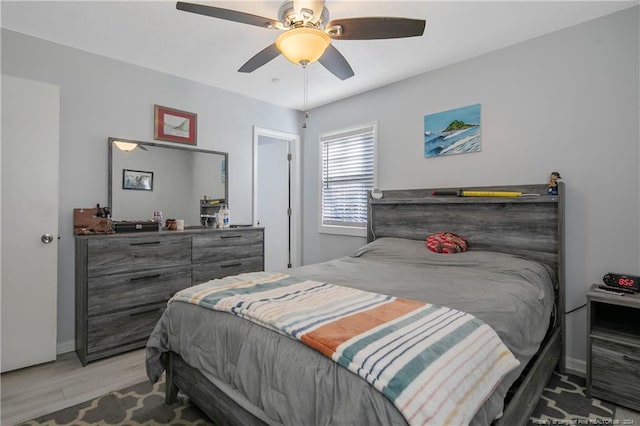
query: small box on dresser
586 284 640 411
75 227 264 366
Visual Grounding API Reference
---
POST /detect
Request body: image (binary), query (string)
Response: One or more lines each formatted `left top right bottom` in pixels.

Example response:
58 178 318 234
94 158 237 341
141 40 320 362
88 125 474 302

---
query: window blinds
321 125 375 228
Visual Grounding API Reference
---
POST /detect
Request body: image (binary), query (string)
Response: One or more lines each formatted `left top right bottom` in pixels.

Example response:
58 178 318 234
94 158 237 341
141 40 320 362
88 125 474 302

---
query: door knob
41 234 54 244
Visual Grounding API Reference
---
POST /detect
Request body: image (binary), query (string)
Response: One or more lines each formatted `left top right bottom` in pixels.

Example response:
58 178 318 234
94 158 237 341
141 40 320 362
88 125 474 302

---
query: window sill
319 224 367 238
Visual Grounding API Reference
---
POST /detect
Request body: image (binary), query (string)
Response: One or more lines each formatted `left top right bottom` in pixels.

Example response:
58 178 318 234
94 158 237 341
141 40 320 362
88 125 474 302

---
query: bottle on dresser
153 210 163 231
221 205 230 228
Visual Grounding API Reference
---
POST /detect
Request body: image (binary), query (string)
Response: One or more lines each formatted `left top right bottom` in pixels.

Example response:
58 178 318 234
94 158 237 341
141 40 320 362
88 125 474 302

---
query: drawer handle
130 274 161 282
221 235 243 239
130 241 161 246
130 307 161 317
623 355 640 364
221 262 242 268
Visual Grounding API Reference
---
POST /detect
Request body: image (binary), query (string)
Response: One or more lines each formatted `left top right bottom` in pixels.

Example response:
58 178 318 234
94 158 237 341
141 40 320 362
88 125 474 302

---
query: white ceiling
2 1 637 110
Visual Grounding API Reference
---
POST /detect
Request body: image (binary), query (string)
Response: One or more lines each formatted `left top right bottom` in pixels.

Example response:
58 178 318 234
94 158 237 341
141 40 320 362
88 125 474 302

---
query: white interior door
1 75 60 372
257 136 290 272
253 127 301 271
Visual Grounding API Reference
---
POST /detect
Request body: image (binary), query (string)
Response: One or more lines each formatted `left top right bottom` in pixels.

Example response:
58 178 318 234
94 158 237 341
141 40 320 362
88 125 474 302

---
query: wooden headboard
368 183 564 272
368 183 565 368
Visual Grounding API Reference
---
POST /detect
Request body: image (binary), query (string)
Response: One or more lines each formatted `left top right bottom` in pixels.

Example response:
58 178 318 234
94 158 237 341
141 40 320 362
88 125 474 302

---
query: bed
146 183 565 426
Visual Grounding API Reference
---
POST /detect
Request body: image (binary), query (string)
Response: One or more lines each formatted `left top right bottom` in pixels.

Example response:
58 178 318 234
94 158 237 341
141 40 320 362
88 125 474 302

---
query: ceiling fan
176 1 426 80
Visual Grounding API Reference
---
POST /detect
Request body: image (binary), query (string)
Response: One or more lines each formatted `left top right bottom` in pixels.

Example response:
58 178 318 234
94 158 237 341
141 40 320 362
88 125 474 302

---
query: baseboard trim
57 339 75 355
564 356 586 377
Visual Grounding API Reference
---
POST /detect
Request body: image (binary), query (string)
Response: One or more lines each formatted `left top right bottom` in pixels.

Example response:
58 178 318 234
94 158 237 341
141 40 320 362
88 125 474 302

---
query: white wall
302 7 640 370
1 29 301 352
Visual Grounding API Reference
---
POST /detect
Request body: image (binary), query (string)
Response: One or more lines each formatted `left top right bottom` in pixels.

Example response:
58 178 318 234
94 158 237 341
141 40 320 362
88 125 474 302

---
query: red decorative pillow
426 232 468 254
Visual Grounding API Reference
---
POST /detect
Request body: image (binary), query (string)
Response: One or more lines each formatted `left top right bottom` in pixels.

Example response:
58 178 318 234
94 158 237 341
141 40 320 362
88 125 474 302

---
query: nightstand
586 284 640 411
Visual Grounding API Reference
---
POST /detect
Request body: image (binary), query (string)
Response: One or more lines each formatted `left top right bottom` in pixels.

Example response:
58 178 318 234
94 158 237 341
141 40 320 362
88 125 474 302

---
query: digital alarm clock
602 273 640 293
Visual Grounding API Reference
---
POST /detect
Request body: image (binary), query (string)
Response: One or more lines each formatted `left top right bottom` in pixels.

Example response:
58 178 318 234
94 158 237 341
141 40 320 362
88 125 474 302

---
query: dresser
75 227 264 366
586 284 640 411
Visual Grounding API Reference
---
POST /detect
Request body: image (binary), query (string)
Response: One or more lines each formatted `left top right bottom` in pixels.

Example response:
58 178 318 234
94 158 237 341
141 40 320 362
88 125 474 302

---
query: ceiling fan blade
327 17 426 40
238 44 282 73
176 2 279 29
318 44 354 80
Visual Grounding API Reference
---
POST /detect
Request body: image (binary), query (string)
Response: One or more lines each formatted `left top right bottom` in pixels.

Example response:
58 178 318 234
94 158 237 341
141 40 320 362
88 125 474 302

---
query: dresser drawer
86 235 191 277
192 256 264 284
193 230 263 263
87 266 191 316
87 303 166 354
591 337 640 410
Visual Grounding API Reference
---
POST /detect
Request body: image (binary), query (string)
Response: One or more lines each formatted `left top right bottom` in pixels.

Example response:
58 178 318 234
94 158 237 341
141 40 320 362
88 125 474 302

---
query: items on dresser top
112 220 158 233
112 216 186 233
75 227 264 366
73 205 114 235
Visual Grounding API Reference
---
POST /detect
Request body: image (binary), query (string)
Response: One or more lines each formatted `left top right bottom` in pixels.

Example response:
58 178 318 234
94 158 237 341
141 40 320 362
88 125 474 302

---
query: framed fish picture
424 104 481 158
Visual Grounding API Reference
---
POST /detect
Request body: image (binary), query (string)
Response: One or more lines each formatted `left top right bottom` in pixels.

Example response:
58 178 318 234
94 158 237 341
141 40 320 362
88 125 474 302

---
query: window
320 122 377 236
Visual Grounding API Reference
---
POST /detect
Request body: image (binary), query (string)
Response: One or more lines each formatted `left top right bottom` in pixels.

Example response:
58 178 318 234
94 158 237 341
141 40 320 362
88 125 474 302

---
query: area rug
528 371 616 425
19 371 616 425
17 378 214 426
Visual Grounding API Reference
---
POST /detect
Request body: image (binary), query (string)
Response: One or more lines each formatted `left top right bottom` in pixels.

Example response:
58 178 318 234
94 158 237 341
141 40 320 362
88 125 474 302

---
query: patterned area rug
17 378 214 426
18 371 616 425
529 371 617 425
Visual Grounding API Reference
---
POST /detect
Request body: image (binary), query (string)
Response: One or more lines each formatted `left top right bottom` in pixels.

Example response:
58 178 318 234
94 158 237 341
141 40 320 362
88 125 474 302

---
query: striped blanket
170 271 519 425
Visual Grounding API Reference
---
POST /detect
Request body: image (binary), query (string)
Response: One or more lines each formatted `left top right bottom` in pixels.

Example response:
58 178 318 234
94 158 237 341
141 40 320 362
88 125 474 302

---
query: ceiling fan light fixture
275 27 330 65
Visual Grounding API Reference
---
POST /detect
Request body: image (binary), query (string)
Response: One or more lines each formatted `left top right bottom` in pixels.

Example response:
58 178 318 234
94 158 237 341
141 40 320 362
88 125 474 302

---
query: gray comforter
147 237 555 426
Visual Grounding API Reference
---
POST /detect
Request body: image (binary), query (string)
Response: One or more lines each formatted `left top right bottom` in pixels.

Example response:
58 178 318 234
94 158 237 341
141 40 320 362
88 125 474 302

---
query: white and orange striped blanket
170 271 519 425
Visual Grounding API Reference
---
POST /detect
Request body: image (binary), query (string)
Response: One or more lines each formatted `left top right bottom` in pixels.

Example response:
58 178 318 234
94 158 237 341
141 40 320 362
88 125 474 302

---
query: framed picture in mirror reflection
122 169 153 191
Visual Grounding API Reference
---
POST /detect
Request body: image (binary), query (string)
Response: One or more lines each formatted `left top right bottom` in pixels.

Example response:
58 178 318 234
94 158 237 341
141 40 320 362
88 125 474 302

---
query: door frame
253 127 302 268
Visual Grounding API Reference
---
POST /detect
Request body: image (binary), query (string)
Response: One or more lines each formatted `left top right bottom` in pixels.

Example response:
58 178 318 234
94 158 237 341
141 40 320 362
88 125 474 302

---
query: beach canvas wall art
424 104 481 158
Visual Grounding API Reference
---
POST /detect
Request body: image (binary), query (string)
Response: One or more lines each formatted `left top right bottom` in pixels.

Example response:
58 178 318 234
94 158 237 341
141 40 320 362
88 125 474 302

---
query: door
253 127 301 272
1 75 60 372
257 136 290 271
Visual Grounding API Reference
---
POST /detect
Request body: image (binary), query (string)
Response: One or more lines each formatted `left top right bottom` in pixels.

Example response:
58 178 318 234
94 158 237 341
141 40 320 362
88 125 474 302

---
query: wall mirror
108 137 228 227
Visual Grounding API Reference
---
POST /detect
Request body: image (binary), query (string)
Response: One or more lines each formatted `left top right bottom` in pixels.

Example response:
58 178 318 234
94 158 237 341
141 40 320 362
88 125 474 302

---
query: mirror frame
108 137 228 223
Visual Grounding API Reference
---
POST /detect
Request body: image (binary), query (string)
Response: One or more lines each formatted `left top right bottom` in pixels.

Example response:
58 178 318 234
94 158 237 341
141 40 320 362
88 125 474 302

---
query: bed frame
164 183 565 426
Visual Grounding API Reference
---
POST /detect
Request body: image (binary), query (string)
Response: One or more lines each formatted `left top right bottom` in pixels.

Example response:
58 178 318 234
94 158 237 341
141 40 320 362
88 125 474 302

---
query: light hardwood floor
1 349 148 426
617 407 640 425
2 350 640 426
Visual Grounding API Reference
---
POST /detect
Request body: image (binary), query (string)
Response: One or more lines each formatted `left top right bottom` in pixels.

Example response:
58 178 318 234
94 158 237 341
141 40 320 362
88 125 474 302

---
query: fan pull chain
302 63 309 129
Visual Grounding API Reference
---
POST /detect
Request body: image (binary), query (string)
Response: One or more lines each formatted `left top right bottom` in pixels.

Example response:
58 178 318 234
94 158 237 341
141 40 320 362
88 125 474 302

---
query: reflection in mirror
108 137 228 227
